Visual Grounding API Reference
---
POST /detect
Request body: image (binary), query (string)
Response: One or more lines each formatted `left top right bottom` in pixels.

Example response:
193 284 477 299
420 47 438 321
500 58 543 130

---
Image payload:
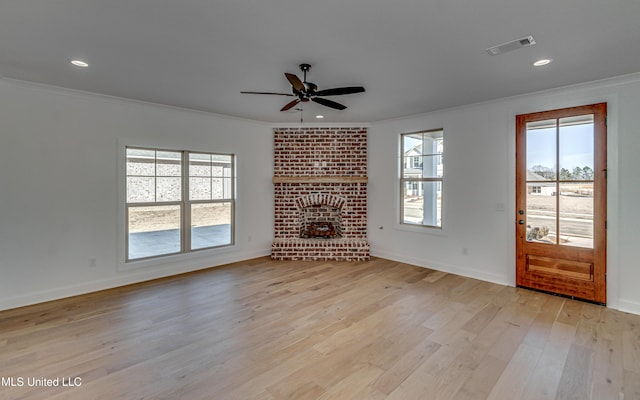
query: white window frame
400 129 444 229
123 145 235 264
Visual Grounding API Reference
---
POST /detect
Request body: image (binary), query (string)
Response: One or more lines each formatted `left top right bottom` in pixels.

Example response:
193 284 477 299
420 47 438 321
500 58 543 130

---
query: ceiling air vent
486 35 536 56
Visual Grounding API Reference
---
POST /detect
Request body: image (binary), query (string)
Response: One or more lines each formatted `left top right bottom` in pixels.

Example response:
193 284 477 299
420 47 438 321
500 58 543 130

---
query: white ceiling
1 0 639 123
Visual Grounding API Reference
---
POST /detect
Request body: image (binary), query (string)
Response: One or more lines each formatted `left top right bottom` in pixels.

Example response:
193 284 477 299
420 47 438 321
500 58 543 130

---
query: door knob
518 220 525 225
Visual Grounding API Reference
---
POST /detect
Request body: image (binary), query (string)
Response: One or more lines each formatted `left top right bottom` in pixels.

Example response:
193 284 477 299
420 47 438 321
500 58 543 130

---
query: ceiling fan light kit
241 63 365 114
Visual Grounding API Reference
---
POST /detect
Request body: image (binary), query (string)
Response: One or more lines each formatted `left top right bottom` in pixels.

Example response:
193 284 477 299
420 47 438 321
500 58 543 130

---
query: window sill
118 244 235 272
393 223 447 237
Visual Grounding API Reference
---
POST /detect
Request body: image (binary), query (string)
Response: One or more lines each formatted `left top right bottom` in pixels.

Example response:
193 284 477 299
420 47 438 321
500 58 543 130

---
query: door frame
515 103 607 304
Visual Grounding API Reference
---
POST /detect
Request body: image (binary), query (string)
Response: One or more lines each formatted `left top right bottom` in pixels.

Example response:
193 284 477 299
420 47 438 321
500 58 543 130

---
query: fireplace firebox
300 203 342 239
303 221 338 238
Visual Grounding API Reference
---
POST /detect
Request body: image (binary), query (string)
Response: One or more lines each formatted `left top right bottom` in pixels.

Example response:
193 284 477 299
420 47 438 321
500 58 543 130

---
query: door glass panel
526 119 557 180
191 202 232 250
526 182 556 244
559 115 594 181
559 182 593 248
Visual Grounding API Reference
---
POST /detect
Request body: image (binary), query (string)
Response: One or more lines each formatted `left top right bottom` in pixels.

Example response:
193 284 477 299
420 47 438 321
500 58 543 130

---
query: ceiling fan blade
314 86 365 97
240 91 294 96
312 97 347 110
280 99 301 111
285 73 305 92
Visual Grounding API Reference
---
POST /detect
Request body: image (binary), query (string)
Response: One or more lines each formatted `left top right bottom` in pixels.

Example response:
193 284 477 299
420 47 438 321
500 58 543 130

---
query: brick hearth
272 127 370 261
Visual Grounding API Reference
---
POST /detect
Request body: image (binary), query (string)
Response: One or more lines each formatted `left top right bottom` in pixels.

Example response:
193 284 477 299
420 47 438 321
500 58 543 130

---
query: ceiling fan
241 64 365 112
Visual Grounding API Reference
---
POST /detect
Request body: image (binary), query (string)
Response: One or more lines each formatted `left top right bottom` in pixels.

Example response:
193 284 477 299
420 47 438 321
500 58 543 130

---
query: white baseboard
371 250 638 316
371 249 513 287
617 299 640 316
0 248 270 312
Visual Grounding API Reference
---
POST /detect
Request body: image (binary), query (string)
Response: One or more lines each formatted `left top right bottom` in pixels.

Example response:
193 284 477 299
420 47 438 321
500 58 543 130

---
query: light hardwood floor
1 257 639 399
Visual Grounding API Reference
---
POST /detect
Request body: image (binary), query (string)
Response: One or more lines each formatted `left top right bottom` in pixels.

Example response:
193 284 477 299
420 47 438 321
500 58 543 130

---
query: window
412 156 422 169
400 129 443 228
126 147 234 261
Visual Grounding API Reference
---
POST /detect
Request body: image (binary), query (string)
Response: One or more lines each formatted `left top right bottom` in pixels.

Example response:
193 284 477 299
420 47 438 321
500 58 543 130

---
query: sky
526 123 594 172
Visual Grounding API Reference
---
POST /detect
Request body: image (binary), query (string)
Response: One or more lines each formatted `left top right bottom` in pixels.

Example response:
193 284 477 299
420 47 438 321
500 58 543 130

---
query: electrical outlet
462 248 468 256
88 258 97 268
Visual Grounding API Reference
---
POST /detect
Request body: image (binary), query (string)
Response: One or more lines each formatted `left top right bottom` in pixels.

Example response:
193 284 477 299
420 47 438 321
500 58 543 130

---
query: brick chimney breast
272 127 370 261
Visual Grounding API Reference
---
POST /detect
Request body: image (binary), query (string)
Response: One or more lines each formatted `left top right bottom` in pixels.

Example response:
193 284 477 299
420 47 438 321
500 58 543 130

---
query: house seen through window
126 147 234 261
400 129 443 228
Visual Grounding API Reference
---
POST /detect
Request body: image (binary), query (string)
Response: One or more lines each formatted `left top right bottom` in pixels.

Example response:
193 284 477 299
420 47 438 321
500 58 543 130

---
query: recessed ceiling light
70 59 89 68
532 58 553 67
315 115 324 119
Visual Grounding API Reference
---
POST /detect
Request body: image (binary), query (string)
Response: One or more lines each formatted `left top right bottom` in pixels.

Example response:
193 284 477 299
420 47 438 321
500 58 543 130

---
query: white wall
2 73 639 315
0 79 274 311
368 73 640 315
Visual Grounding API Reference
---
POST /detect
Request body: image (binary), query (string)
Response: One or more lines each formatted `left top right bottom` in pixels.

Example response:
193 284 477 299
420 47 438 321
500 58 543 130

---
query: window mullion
183 151 190 253
153 151 158 203
209 154 213 202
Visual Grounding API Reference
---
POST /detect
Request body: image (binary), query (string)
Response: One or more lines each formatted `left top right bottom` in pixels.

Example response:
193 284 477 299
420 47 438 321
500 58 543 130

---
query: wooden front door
516 103 607 304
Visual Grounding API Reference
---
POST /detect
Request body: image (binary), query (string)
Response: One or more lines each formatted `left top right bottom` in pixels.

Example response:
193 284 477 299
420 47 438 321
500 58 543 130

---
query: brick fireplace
271 127 370 261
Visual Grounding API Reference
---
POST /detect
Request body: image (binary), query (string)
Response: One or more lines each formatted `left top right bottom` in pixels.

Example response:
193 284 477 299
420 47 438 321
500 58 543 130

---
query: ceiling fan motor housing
301 82 318 98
